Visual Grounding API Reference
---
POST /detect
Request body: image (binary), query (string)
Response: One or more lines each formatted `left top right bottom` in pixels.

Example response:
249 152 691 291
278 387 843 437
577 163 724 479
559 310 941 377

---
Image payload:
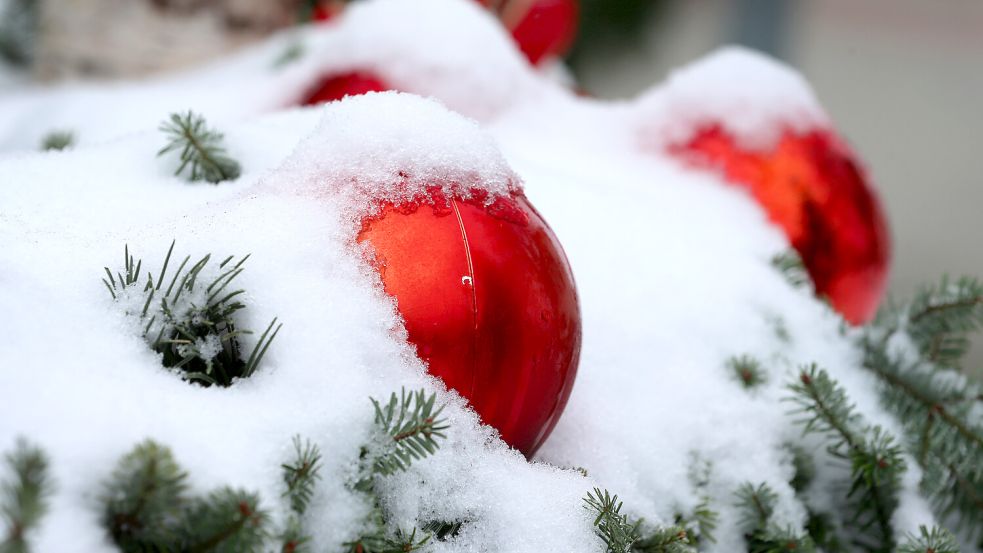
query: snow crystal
634 46 830 151
0 6 939 553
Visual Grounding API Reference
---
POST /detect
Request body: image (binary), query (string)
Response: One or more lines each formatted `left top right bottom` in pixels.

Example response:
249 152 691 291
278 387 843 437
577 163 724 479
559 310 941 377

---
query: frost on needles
102 241 281 387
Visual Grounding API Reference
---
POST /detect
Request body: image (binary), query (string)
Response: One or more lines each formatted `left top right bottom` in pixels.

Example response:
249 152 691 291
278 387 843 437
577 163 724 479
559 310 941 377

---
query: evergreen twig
282 436 322 516
896 525 959 553
182 488 268 553
787 365 904 551
39 131 74 152
370 389 448 476
583 488 694 553
102 242 282 387
727 354 766 389
102 440 188 551
771 250 811 290
158 111 241 183
733 483 814 553
862 276 983 538
1 439 51 553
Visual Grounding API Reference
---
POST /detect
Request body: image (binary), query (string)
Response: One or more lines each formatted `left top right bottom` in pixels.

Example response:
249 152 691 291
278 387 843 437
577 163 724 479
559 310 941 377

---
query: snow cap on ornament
636 47 890 324
296 0 538 120
277 92 582 457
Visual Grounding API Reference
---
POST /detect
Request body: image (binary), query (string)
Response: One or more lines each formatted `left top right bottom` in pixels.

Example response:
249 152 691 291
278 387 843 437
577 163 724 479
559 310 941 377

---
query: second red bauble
669 124 890 324
357 189 581 457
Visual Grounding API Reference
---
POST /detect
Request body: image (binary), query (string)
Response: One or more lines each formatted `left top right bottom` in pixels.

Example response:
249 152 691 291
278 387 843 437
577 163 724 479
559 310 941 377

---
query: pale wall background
574 0 983 371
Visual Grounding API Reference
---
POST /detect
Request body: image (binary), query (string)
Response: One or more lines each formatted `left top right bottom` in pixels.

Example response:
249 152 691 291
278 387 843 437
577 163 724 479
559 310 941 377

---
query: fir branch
734 483 776 534
904 276 983 368
346 527 429 553
584 488 641 553
158 111 241 183
862 277 983 538
39 131 74 152
102 242 282 387
727 354 767 389
420 520 463 541
675 455 717 546
370 389 448 476
282 436 322 515
182 488 268 553
1 439 51 553
771 250 811 290
278 517 311 553
633 526 692 553
102 440 188 551
583 488 695 553
896 525 959 553
734 483 814 553
787 366 904 551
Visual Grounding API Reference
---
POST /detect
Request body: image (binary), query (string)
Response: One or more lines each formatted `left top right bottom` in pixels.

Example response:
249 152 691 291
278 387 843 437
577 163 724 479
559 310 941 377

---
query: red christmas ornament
480 0 579 65
669 124 890 324
310 1 345 22
302 71 390 105
357 189 581 456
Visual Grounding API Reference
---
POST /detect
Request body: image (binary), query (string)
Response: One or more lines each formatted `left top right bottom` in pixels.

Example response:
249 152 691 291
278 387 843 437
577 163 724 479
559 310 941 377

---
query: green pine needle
727 354 767 389
103 242 281 387
182 488 268 553
787 365 904 550
584 488 641 553
896 525 959 553
370 389 448 476
39 131 74 152
1 439 51 553
282 436 322 516
771 250 811 290
102 440 188 551
158 111 241 184
862 276 983 539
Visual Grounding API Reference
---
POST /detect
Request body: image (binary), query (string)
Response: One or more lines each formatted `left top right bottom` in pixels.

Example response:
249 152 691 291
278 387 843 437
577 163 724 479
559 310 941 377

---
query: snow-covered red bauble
669 124 890 324
479 0 579 65
357 188 581 457
310 0 577 65
302 72 388 105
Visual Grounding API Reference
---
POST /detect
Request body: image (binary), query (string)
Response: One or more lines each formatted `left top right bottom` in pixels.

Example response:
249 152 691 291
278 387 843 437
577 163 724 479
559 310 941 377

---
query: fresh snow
0 0 935 551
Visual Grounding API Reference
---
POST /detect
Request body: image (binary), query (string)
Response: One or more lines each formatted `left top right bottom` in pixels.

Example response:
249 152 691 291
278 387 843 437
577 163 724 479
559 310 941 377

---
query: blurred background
2 0 980 367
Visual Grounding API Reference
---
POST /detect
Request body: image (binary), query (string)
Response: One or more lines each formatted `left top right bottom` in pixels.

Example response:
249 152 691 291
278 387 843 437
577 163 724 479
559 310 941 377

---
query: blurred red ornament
302 71 389 105
310 1 345 22
670 124 890 324
480 0 579 65
357 189 581 456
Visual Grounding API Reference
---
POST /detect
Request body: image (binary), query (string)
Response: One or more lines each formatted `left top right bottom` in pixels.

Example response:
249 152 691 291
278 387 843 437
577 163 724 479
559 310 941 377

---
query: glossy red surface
302 72 390 106
505 0 578 65
670 125 891 324
357 190 581 456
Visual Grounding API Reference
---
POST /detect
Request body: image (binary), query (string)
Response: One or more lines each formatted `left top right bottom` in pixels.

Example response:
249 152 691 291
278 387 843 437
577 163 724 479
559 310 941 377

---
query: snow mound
270 92 519 219
0 11 940 553
0 0 540 152
635 46 830 150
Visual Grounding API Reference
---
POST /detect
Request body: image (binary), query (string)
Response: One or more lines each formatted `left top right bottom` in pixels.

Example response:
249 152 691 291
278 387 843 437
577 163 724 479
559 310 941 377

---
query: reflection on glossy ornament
357 189 581 456
670 124 890 324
